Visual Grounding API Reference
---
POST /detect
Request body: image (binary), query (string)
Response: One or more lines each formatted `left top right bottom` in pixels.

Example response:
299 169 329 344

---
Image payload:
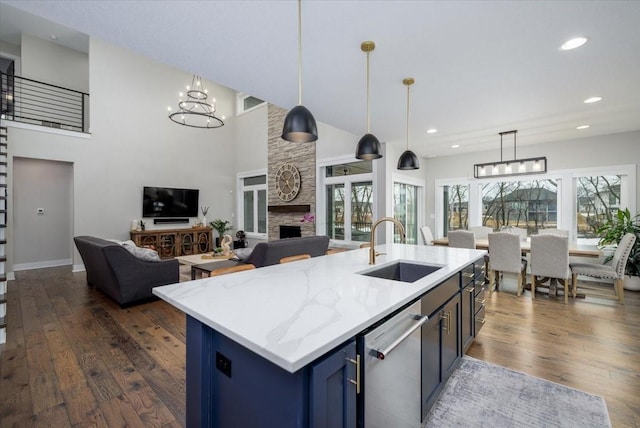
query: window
576 175 621 240
436 164 635 242
239 174 267 235
481 179 558 234
322 160 373 243
236 93 265 114
394 182 419 244
443 184 469 234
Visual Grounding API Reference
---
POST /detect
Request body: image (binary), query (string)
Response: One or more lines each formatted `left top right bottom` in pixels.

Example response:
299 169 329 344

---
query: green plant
597 208 640 276
210 219 233 237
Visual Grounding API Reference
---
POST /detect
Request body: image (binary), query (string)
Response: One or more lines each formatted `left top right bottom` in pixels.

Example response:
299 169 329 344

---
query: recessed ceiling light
584 96 602 104
427 128 438 134
451 144 460 149
576 125 590 130
560 37 588 50
49 34 58 40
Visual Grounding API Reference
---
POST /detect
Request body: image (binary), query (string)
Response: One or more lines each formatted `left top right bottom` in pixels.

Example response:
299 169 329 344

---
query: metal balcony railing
1 72 89 133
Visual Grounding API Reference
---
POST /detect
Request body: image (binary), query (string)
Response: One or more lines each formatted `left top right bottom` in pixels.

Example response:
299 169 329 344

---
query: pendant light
397 77 420 170
281 0 318 143
355 41 382 160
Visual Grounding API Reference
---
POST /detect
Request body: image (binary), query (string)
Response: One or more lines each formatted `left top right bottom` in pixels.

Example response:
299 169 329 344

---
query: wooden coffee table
175 253 235 280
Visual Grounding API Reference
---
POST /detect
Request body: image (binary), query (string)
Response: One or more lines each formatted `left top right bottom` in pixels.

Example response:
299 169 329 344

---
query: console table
130 227 213 259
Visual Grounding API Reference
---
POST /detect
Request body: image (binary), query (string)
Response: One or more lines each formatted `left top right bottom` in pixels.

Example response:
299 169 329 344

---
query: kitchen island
153 243 486 427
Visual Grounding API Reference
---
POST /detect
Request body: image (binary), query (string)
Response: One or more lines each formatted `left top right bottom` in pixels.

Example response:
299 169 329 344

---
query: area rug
424 356 611 428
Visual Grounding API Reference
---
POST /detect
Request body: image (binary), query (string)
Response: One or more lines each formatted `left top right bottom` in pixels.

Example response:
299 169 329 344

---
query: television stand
130 227 213 259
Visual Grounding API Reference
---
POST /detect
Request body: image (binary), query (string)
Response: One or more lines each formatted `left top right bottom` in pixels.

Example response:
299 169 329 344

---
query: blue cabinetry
186 315 356 428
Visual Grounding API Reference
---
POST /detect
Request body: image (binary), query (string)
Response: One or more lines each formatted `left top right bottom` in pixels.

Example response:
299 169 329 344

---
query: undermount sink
359 261 443 283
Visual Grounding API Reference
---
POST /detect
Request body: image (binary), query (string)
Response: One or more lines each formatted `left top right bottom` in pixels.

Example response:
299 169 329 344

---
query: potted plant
210 219 233 247
597 208 640 290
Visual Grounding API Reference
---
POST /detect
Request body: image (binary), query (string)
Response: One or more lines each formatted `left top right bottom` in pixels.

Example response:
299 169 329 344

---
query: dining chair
420 226 434 246
210 264 256 276
510 227 528 240
530 234 570 304
569 233 636 304
280 254 311 264
447 230 476 249
468 226 493 239
487 232 527 295
468 226 493 283
537 228 569 237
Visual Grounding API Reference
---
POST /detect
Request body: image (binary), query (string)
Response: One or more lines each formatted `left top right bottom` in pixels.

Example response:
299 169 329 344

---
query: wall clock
275 163 301 202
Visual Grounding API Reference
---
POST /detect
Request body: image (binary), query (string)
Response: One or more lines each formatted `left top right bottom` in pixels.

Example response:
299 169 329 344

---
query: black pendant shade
281 105 318 143
355 133 382 160
397 149 420 170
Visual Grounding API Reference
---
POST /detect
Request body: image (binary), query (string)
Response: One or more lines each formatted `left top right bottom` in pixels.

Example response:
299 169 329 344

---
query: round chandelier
168 75 224 129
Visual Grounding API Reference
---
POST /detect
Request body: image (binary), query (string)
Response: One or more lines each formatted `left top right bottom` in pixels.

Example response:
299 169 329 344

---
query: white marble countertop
153 244 485 373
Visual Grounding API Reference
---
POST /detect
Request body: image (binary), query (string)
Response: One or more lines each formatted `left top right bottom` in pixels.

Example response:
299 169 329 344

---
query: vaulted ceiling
2 1 639 159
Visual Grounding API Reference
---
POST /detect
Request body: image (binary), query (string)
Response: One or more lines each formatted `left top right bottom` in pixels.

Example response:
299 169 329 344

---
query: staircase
0 126 7 343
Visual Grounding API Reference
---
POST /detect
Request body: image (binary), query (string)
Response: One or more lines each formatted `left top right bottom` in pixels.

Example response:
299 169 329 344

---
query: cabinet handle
475 298 486 306
462 272 474 279
475 317 486 325
346 354 361 394
373 314 429 360
440 311 451 335
465 286 475 294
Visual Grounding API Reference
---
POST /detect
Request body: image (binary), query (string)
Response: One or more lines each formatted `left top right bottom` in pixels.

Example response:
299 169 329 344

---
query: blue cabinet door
310 339 357 428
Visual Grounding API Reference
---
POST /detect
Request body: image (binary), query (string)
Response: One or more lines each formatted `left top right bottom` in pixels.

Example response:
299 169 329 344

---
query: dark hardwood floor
1 266 639 427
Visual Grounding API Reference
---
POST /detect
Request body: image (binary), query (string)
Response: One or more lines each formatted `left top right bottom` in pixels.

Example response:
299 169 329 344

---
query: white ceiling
2 0 639 159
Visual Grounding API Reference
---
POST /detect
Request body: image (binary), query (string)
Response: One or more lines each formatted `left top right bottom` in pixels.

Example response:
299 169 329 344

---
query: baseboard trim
72 264 85 273
13 259 72 272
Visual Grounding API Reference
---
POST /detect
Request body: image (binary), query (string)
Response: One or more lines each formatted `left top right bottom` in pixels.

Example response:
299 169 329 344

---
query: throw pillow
233 247 253 261
121 240 161 262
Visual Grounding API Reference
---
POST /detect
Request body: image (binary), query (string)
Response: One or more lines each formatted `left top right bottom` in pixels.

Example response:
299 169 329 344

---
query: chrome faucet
369 217 406 265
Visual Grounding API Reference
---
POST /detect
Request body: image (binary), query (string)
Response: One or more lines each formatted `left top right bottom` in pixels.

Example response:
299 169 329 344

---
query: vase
201 216 207 227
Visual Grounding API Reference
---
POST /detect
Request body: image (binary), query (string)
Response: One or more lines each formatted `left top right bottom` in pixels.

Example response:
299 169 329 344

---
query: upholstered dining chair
469 226 493 282
537 228 569 237
530 234 570 304
487 232 527 296
420 226 434 246
570 233 636 304
468 226 493 239
210 264 256 276
509 227 528 241
447 230 476 249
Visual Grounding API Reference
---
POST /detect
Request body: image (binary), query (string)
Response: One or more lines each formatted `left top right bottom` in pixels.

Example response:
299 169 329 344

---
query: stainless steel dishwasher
362 300 429 428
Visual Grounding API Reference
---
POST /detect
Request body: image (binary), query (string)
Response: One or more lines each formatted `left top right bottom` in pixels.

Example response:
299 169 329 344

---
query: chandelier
168 75 224 129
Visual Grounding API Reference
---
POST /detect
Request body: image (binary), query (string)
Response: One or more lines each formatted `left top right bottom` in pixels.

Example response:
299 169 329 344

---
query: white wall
422 130 640 232
8 37 239 271
21 34 89 93
12 157 73 269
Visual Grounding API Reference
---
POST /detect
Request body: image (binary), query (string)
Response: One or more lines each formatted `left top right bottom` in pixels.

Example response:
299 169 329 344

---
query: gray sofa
203 235 331 272
74 236 179 307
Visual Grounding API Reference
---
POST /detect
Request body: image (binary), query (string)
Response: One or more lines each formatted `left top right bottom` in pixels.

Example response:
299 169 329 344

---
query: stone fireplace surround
267 104 316 240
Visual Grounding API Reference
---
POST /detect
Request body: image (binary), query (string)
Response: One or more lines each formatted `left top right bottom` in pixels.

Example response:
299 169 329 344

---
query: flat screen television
142 186 199 218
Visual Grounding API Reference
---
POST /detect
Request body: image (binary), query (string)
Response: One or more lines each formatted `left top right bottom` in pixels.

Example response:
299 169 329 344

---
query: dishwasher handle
374 314 429 360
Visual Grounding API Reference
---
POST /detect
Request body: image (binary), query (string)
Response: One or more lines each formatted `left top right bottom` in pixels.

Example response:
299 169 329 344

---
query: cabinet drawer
474 283 486 299
461 265 475 286
475 305 486 334
421 274 460 316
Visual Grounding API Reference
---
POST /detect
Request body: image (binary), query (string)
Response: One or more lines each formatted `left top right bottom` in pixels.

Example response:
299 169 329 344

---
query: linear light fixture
473 130 547 178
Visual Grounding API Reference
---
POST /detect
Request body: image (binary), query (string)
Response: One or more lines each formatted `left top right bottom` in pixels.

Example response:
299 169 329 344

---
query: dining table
432 236 602 299
431 237 602 258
